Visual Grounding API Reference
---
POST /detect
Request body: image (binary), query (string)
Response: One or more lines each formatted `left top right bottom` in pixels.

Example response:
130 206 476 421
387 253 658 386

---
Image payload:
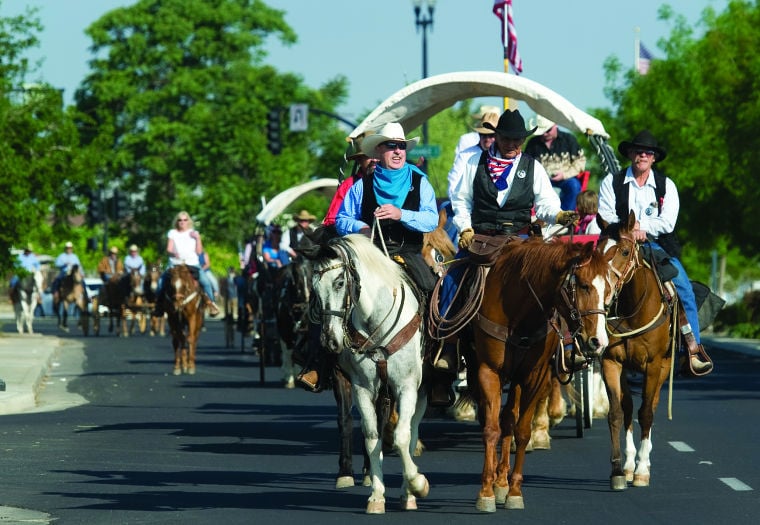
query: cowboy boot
434 340 459 371
678 307 714 376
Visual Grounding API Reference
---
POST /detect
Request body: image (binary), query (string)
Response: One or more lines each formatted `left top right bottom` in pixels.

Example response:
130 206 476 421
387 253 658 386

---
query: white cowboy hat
530 114 556 135
129 244 139 252
361 122 420 154
64 241 73 248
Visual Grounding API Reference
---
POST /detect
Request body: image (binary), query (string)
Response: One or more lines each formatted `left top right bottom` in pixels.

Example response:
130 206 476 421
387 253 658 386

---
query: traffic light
114 190 129 219
87 195 103 224
266 109 282 155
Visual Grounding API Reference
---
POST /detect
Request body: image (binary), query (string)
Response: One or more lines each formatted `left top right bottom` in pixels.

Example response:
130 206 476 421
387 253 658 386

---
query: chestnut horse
55 265 90 335
144 263 166 336
598 212 679 490
165 264 205 375
471 236 614 512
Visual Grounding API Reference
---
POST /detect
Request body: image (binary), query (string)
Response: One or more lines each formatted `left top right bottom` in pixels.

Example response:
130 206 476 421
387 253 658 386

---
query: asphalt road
0 317 758 524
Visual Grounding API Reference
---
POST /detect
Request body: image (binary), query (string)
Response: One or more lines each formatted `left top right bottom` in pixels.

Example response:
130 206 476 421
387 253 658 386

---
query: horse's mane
504 237 604 287
340 234 411 289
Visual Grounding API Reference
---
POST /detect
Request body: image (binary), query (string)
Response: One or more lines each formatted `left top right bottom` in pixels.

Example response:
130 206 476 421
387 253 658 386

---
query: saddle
466 234 515 267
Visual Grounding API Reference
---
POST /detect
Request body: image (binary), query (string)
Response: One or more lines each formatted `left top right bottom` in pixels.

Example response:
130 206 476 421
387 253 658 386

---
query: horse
144 263 166 336
165 264 205 375
11 271 44 334
311 234 429 514
55 265 90 335
597 212 679 490
469 236 615 512
99 273 127 336
122 268 148 336
277 256 313 388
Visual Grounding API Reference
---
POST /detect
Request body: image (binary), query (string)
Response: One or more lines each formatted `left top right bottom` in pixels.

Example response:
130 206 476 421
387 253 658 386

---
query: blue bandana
372 163 420 208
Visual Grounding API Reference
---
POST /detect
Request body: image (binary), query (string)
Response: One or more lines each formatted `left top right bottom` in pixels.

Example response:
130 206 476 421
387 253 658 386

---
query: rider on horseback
98 246 125 283
598 130 713 376
52 242 83 303
9 243 41 302
298 122 440 397
152 211 220 318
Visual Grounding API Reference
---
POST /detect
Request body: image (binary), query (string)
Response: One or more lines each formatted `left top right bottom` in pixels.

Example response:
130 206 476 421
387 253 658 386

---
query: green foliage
73 0 348 253
0 5 91 274
714 290 760 338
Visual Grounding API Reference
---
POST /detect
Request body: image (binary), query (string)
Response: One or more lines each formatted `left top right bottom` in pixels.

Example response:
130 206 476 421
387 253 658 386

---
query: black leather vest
360 170 424 253
471 152 535 234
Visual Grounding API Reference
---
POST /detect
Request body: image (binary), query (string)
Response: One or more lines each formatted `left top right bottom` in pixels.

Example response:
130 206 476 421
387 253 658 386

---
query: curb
0 335 60 416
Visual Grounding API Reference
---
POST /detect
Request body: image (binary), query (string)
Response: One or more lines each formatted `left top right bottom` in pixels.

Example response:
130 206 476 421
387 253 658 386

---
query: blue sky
3 0 727 125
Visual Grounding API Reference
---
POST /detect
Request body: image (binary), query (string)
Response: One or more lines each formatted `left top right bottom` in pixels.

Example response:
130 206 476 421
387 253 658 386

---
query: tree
601 2 760 261
0 5 91 274
74 0 349 249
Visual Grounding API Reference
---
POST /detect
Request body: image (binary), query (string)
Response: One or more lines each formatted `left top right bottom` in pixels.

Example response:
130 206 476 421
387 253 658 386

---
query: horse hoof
476 496 496 513
624 470 634 482
413 439 425 457
362 474 372 487
505 495 524 510
366 499 385 514
531 433 551 450
409 474 429 498
399 495 417 511
610 475 628 491
632 473 650 487
187 368 196 375
173 368 181 376
494 485 508 504
335 476 354 489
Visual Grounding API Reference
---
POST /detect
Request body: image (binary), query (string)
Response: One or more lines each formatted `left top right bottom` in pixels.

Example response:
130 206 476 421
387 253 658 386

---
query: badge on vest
645 202 656 216
517 169 527 179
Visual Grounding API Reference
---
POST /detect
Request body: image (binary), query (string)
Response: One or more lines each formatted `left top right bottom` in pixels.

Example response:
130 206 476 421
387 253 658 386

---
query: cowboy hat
129 244 139 252
361 122 420 154
530 115 555 135
470 104 502 120
293 209 316 221
346 131 376 160
482 109 537 139
472 112 500 134
618 130 667 161
109 246 119 254
64 241 73 248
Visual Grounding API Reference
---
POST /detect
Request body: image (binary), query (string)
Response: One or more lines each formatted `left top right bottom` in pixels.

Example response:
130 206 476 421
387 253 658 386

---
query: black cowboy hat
482 109 537 139
618 130 667 161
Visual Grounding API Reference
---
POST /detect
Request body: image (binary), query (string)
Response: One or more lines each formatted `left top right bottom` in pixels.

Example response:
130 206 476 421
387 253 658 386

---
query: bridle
603 232 641 307
311 242 419 356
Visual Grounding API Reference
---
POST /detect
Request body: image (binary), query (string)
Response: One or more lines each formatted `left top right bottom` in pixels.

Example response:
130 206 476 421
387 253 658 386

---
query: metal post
413 0 435 173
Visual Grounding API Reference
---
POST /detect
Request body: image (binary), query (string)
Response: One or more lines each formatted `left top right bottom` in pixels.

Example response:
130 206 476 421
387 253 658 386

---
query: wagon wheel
257 302 267 384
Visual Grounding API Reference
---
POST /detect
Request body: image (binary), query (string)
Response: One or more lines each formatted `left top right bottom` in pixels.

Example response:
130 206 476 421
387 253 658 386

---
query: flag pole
503 9 509 110
634 26 641 74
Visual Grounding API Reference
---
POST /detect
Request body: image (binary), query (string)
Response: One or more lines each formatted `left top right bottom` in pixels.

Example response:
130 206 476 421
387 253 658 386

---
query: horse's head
597 211 641 306
556 241 611 358
130 268 145 296
311 241 352 354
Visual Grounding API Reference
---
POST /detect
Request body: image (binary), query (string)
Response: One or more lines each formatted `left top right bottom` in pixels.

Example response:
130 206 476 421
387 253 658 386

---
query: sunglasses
177 218 189 222
635 149 656 157
382 141 407 151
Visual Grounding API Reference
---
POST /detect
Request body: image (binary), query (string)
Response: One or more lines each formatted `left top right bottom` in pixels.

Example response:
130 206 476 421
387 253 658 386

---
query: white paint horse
311 234 429 514
11 271 44 334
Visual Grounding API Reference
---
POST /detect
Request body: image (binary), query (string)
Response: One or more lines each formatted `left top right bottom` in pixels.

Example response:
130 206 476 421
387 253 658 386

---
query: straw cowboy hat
346 131 376 160
470 105 502 120
361 122 420 153
129 244 139 252
64 241 73 248
482 109 537 139
618 130 667 161
109 246 119 254
530 114 556 135
293 209 316 221
472 112 500 134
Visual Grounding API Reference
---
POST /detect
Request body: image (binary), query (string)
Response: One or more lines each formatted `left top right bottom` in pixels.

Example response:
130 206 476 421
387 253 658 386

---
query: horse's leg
354 383 385 514
602 356 627 490
475 357 503 513
171 321 182 375
620 371 636 482
547 374 568 427
530 376 552 451
333 367 356 489
393 376 429 511
186 315 199 375
632 357 667 487
591 359 610 418
494 384 517 506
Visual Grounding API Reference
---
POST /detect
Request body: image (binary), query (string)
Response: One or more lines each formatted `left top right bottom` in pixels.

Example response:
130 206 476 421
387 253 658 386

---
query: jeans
198 269 215 300
651 242 700 344
552 176 581 211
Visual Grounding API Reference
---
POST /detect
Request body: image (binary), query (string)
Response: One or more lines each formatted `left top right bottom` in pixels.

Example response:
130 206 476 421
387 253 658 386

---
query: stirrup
685 344 714 377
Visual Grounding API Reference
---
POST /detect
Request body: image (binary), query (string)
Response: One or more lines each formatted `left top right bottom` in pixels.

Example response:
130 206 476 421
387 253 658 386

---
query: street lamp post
413 0 435 159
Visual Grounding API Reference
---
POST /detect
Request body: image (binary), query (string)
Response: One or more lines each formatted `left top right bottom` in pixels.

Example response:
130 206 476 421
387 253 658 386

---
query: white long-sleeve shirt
450 151 562 233
597 167 679 237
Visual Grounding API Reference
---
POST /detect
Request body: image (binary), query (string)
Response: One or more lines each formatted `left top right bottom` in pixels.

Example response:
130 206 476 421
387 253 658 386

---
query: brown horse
165 264 205 375
122 268 148 336
471 237 614 512
55 265 90 335
144 263 166 336
597 212 678 490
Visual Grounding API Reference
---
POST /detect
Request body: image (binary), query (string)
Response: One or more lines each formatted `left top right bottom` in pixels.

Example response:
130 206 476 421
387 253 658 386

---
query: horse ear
626 210 636 231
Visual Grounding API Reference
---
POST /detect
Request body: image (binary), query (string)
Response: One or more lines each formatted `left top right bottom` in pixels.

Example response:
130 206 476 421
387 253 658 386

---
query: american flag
493 0 523 74
638 42 653 75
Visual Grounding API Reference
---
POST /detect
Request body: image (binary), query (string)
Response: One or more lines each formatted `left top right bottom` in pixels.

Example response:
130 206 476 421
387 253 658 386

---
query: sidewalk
0 333 61 416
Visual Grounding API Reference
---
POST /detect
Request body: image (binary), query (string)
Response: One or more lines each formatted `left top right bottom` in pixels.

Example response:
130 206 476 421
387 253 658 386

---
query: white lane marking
668 441 694 452
719 478 753 491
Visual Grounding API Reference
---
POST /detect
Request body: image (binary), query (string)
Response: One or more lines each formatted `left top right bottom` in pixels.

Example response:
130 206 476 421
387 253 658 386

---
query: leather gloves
458 228 475 250
556 211 580 226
